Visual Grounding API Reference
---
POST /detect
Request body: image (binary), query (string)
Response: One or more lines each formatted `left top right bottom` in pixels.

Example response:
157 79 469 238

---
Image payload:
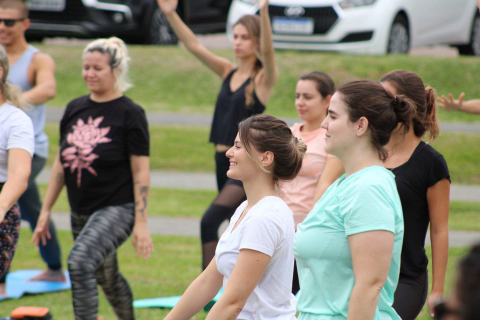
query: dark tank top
209 69 266 146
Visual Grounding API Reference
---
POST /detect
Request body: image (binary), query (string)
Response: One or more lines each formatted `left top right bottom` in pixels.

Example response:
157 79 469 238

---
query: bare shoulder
31 52 56 71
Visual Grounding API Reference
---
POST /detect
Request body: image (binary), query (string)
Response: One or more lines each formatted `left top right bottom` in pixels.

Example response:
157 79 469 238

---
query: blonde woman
157 0 278 270
0 45 33 281
32 37 153 320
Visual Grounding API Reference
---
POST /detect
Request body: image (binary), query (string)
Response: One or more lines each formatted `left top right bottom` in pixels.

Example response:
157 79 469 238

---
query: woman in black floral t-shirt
32 37 153 320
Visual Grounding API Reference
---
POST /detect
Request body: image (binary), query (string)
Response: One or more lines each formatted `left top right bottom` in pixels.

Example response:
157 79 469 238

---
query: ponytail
423 85 440 142
245 58 262 108
2 82 25 109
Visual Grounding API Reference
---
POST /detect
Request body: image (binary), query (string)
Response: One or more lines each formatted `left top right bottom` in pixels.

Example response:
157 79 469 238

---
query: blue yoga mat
0 270 71 301
133 287 223 311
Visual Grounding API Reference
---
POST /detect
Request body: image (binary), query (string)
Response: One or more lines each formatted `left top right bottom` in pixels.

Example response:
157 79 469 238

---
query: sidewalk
23 212 480 248
46 108 480 133
37 168 480 202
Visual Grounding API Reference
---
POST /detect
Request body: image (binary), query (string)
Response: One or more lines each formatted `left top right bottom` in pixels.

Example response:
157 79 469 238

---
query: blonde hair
83 37 132 93
0 46 24 109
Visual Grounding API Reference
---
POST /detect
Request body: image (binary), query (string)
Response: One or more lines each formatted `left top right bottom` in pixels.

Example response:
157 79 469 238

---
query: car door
188 0 231 25
408 0 474 46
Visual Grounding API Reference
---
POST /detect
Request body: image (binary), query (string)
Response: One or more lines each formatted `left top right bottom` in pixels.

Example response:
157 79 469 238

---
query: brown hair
234 15 262 108
337 80 417 161
238 114 306 183
0 0 28 18
0 46 24 108
380 70 439 142
299 71 335 98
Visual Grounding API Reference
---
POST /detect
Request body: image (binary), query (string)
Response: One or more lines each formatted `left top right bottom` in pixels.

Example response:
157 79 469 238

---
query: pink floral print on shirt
61 116 112 187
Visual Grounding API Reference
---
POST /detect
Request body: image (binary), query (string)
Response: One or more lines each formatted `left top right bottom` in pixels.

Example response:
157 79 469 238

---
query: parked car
26 0 232 44
227 0 480 55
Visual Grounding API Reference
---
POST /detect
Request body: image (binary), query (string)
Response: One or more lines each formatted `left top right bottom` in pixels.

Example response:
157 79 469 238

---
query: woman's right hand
157 0 178 15
437 93 464 111
31 209 52 247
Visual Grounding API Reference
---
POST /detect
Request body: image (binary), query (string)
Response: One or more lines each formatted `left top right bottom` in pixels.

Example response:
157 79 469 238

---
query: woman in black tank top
380 70 450 320
157 0 277 269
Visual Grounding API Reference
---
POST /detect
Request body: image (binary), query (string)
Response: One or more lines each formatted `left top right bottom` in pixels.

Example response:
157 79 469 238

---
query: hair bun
295 137 307 158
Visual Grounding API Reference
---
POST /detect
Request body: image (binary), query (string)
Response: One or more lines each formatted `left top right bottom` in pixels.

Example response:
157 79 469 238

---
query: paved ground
46 108 480 133
22 212 479 248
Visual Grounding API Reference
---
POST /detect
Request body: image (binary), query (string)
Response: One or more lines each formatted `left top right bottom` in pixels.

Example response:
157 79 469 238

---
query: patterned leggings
68 203 135 320
0 204 21 279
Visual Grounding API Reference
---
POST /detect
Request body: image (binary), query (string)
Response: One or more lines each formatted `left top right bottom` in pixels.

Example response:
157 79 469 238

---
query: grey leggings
68 203 135 320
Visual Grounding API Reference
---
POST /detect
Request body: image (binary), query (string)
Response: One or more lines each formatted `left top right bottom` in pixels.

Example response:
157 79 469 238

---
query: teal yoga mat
133 287 223 311
0 270 71 301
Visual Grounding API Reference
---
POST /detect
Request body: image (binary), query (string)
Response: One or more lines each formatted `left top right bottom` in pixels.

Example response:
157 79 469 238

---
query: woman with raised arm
0 46 33 283
294 80 415 320
437 92 480 115
164 114 303 320
280 71 343 294
380 70 450 320
32 37 153 320
157 0 278 270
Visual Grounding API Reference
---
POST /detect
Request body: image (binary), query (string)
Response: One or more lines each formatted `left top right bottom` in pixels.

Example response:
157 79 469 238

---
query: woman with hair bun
32 37 153 320
157 0 277 270
294 80 415 320
0 45 34 279
380 70 450 320
165 114 303 320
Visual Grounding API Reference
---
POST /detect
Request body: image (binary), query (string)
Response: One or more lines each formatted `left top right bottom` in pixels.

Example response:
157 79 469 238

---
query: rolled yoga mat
0 270 71 301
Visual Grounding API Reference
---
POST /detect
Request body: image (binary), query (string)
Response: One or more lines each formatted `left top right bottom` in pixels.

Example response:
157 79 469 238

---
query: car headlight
239 0 258 5
339 0 377 9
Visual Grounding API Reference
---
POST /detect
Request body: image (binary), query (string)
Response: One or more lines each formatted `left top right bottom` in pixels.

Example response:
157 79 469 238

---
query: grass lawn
35 44 480 122
0 230 471 320
45 123 480 185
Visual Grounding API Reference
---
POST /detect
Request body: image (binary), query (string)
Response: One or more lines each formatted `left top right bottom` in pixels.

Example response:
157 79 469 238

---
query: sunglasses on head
0 18 25 27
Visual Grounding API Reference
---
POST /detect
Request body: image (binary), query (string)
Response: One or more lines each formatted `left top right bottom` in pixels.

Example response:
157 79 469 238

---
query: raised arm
437 93 480 114
156 0 234 78
23 53 56 106
32 152 64 246
426 178 450 317
255 0 278 102
164 257 224 320
0 149 31 222
131 155 154 259
347 230 394 320
205 249 271 320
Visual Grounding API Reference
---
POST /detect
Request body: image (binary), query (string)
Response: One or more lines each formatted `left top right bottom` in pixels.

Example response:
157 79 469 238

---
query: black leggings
392 270 428 320
68 204 135 320
200 151 246 269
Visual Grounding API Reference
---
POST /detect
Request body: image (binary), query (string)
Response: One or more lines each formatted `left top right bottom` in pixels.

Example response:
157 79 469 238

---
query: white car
227 0 480 55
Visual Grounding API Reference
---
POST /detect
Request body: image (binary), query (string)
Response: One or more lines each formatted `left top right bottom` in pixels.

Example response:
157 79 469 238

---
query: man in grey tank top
0 0 64 293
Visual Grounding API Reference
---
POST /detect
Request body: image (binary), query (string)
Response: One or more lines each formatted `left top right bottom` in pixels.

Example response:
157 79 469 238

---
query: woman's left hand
427 291 444 317
132 222 154 259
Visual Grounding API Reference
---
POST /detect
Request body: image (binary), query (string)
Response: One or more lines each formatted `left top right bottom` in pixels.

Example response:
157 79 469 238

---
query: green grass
0 230 470 320
34 44 480 122
2 231 208 319
45 123 480 185
449 201 480 231
38 184 216 218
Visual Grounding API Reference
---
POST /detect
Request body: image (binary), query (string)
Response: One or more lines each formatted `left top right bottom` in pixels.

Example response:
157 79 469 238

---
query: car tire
457 13 480 56
387 15 410 54
144 6 179 45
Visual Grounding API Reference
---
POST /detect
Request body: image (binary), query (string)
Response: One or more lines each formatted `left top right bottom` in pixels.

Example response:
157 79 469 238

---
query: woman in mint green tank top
294 80 417 320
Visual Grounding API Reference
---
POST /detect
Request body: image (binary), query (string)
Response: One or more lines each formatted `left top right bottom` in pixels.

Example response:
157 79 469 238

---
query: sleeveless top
7 45 48 158
209 69 266 146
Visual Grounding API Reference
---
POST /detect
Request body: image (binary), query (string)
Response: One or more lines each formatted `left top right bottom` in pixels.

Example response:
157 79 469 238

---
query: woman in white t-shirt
165 114 306 320
0 46 34 280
